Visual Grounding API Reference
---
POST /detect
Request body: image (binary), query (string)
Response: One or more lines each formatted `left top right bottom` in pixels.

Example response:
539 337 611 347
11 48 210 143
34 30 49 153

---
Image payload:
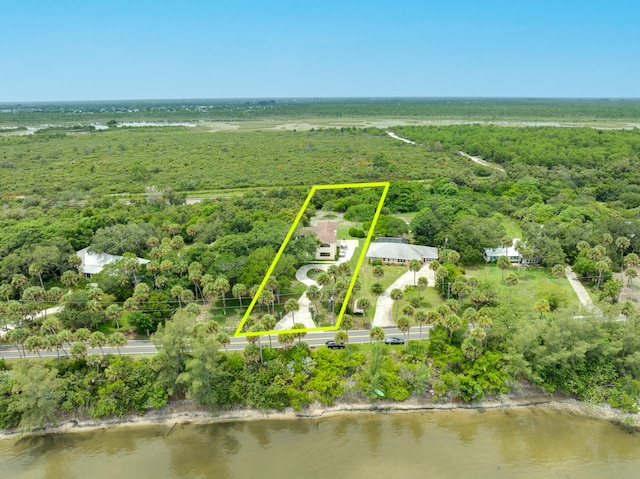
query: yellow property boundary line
234 182 390 336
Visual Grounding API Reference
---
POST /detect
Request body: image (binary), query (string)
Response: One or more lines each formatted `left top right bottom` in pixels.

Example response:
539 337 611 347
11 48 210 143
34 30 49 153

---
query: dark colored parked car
384 336 404 345
326 340 346 349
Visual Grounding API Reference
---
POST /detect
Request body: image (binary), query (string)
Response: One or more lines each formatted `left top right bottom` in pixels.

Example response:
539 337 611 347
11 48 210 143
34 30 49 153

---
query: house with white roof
366 237 438 265
482 238 522 263
75 247 150 278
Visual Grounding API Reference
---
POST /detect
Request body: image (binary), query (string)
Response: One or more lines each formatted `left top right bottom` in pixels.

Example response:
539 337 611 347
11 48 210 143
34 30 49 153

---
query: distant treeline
2 98 640 125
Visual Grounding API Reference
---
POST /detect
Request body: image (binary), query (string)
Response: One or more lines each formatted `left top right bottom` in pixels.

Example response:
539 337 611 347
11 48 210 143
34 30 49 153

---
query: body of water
1 408 638 479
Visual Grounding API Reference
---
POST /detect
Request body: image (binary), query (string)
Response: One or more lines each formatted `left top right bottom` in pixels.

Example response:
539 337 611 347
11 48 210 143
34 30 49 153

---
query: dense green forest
2 98 640 126
2 106 640 432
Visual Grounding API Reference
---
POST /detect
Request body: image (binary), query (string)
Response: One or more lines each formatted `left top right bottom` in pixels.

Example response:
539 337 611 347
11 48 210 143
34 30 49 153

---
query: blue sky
2 0 639 101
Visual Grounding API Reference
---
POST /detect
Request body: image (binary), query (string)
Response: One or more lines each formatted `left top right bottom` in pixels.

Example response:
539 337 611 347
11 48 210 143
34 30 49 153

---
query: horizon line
2 96 640 105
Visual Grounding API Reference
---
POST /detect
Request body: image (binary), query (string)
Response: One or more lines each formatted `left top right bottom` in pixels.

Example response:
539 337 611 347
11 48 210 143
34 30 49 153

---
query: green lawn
466 264 582 317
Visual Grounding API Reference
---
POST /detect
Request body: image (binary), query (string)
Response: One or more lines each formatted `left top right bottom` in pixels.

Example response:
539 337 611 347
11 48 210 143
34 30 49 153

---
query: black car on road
326 340 346 349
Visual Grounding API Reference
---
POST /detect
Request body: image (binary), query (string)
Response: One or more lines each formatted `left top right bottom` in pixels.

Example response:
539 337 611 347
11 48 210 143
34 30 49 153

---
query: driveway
372 263 435 328
564 266 601 314
275 239 359 330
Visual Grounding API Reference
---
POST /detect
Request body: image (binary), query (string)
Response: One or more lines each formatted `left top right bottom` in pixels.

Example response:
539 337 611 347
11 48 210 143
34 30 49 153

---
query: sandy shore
2 392 638 440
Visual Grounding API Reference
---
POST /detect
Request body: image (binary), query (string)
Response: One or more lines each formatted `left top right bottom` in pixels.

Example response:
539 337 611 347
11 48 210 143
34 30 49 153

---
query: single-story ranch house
366 237 438 265
483 238 539 263
301 221 338 260
75 247 150 278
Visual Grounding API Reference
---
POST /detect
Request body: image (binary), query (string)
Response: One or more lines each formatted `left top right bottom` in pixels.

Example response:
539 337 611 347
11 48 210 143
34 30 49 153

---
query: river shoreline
2 391 638 440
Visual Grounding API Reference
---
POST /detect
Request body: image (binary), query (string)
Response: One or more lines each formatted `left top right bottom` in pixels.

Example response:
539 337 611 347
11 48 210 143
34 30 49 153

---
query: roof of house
76 247 150 275
301 221 338 245
484 238 522 258
366 240 438 261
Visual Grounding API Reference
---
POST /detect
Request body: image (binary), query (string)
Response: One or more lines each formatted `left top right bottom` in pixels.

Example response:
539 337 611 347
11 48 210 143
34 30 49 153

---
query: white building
75 247 150 278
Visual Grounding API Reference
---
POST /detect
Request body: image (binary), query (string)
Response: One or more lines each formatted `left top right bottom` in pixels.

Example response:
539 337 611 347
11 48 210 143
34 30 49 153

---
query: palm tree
260 290 275 315
340 314 354 331
214 276 230 315
450 277 469 308
105 304 123 330
372 266 385 286
28 263 45 289
89 331 107 357
292 322 307 345
576 240 590 252
369 326 385 344
390 288 404 320
306 285 321 316
402 304 415 320
284 298 300 327
11 274 28 295
429 259 441 272
232 283 247 310
551 264 565 279
216 332 231 353
624 253 639 270
0 283 12 302
327 265 341 284
337 262 352 279
24 335 43 358
40 317 60 336
355 297 371 327
444 314 463 343
594 259 610 288
261 314 277 347
70 342 88 361
462 307 478 328
335 330 349 348
408 259 422 286
44 334 61 361
61 270 79 288
180 288 195 305
265 276 280 302
414 309 428 339
396 316 412 350
416 276 428 304
7 328 28 358
278 333 295 350
188 261 203 299
625 267 638 288
74 328 91 343
57 329 73 357
505 273 519 296
249 324 264 362
533 299 550 318
170 285 184 308
108 332 127 356
496 255 511 282
616 236 631 268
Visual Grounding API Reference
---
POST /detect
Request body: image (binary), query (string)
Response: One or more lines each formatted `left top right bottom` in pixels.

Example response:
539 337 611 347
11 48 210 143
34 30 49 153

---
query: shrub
348 227 366 238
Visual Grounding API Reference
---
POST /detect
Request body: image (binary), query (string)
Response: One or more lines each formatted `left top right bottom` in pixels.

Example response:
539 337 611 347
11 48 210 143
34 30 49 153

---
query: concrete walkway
564 266 601 314
372 264 435 328
274 240 359 330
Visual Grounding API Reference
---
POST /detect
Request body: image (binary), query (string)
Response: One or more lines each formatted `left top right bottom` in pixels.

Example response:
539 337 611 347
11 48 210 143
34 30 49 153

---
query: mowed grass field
466 264 583 317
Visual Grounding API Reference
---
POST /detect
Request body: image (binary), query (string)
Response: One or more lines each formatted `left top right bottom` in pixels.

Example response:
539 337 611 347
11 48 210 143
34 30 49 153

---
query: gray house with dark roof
366 238 438 265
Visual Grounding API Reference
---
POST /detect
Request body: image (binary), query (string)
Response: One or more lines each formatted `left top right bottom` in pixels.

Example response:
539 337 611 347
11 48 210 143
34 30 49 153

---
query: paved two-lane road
0 327 431 360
